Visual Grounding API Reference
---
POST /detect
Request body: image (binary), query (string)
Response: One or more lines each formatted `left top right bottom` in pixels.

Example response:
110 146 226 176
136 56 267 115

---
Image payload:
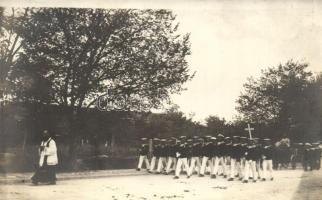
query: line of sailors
301 142 322 171
279 141 322 171
137 134 274 183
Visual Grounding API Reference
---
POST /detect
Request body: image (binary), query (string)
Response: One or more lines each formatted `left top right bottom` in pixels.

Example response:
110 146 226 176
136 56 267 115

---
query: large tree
7 8 194 160
0 8 29 151
0 8 28 103
236 60 322 141
304 73 322 141
10 8 193 109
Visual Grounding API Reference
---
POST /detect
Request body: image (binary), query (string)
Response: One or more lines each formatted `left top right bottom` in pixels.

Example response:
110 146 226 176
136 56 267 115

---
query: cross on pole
244 123 254 139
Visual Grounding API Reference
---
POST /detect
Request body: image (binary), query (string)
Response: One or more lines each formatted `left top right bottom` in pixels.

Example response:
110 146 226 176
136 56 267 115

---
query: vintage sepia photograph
0 0 322 199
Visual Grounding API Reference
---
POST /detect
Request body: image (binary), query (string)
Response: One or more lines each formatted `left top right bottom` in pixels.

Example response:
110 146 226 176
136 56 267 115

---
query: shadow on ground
291 170 322 200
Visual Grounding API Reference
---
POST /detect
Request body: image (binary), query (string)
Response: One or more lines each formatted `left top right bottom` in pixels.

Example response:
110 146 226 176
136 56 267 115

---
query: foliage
205 115 226 136
8 8 194 111
236 60 321 141
145 104 205 138
0 8 29 101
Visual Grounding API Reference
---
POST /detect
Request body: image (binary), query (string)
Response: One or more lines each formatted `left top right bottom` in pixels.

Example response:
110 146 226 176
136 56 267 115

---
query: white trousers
230 158 236 178
262 160 273 179
235 160 242 178
138 155 150 169
149 156 157 172
175 158 189 177
213 156 226 175
239 158 246 178
183 158 190 171
223 156 230 175
165 157 177 173
256 160 262 179
157 157 167 172
188 157 201 176
210 157 217 175
200 156 210 175
243 160 257 181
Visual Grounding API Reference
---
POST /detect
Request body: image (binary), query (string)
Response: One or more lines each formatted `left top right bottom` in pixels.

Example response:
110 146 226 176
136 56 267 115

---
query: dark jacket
138 144 149 156
262 145 274 160
177 144 189 158
202 142 213 157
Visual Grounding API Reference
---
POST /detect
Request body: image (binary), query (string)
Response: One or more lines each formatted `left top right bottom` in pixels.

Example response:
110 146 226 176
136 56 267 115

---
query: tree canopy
8 8 194 112
0 8 28 104
236 60 322 141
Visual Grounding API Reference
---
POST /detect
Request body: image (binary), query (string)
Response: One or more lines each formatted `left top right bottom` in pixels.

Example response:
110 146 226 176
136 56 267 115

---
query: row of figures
137 135 275 183
299 142 321 171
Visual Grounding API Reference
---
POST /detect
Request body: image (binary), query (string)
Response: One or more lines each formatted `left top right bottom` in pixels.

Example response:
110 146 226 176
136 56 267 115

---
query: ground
1 169 321 200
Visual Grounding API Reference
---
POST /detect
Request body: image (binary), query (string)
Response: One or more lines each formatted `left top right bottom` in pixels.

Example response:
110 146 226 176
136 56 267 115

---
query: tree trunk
0 101 5 152
22 131 27 152
149 139 153 158
110 134 115 155
67 108 79 169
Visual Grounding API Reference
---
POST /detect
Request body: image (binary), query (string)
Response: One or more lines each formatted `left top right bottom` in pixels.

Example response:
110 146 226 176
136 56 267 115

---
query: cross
244 123 254 139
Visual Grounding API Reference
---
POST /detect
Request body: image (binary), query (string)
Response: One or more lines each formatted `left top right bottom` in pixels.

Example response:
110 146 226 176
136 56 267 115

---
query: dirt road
1 169 321 200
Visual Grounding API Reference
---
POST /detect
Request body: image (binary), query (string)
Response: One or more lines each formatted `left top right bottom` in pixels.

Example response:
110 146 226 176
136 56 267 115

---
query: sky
2 0 322 123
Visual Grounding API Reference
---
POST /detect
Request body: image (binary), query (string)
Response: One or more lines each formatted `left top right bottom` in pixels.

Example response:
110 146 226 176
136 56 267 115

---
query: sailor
236 136 244 179
180 136 190 173
174 136 190 179
185 138 193 176
149 138 160 173
238 137 248 181
213 134 225 177
303 142 313 171
209 136 218 178
312 142 321 170
291 142 303 169
188 137 203 177
316 142 322 170
165 137 177 174
262 138 274 181
156 139 167 174
199 136 213 177
243 138 258 183
253 138 263 180
228 136 240 181
186 138 193 166
223 136 232 178
137 138 150 171
318 141 322 170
